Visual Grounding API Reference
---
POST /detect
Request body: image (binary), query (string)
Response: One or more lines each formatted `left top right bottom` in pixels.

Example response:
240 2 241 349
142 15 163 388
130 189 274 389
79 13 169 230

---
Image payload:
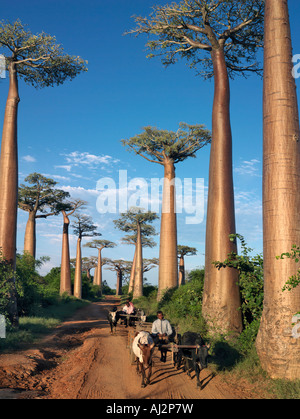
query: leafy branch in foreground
213 234 264 326
276 245 300 292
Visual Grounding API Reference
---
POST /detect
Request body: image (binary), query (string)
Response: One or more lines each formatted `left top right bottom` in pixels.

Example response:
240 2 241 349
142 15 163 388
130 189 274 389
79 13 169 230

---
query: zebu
132 331 155 388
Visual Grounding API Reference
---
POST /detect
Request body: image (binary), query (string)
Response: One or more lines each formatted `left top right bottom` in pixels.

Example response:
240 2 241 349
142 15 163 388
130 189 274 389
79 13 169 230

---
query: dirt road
0 297 256 399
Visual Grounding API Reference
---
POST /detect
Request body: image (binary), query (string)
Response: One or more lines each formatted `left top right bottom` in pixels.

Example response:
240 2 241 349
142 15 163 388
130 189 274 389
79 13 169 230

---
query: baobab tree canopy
113 207 158 234
84 239 116 251
0 19 87 86
122 123 211 164
127 0 264 78
18 173 71 216
178 245 197 258
72 213 100 239
18 173 71 259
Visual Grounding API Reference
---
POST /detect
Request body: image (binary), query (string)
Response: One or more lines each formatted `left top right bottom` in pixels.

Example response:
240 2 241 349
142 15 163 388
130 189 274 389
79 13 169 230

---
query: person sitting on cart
151 311 173 363
122 300 136 327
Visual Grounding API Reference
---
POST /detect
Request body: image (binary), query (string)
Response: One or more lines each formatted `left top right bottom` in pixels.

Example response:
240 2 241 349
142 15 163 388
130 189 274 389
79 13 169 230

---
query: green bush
213 234 264 327
0 253 18 328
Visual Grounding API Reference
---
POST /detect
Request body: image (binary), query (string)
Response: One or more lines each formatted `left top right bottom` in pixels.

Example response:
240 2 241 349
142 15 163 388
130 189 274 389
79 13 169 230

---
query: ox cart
126 322 211 390
127 321 181 365
118 311 146 328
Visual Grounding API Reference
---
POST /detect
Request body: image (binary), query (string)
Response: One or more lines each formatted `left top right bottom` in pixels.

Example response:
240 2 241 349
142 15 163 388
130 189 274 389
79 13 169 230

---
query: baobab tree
127 0 264 334
122 234 156 295
93 257 109 285
60 199 86 295
81 257 97 280
122 124 210 300
0 20 87 323
114 207 158 298
143 258 159 278
83 240 116 291
105 259 133 296
178 245 197 286
72 213 100 299
18 173 70 259
255 0 300 380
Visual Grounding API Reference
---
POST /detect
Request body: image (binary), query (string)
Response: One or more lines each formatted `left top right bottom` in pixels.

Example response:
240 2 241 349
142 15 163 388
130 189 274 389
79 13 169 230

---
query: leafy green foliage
133 268 207 335
72 212 101 239
160 269 204 319
0 251 19 327
0 19 87 87
127 0 264 79
113 207 158 237
16 253 55 316
276 245 300 292
84 239 116 250
178 245 197 257
122 123 211 164
18 172 71 217
213 234 264 326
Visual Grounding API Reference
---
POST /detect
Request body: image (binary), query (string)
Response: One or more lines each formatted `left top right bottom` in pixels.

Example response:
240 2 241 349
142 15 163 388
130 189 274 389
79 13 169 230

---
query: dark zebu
107 307 121 334
175 331 210 389
132 331 155 388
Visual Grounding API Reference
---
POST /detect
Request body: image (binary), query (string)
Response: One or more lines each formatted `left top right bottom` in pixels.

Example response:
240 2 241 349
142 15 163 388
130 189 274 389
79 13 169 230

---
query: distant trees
105 259 133 296
122 234 156 295
114 207 158 298
177 245 197 286
18 173 70 259
122 124 210 300
84 240 116 291
0 20 87 324
127 0 263 334
72 213 100 299
60 199 86 295
81 257 97 280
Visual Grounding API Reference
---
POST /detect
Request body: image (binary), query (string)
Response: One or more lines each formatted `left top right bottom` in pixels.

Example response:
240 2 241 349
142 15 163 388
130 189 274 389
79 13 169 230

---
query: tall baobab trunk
0 62 19 326
256 0 300 380
24 211 36 258
116 269 122 296
133 222 143 298
128 247 137 294
73 237 82 299
158 159 178 300
95 247 102 288
202 48 242 336
60 211 72 295
93 266 98 285
178 255 185 286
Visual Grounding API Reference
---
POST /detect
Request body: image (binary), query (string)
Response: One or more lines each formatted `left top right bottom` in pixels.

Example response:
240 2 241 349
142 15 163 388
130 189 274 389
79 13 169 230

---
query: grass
0 297 89 352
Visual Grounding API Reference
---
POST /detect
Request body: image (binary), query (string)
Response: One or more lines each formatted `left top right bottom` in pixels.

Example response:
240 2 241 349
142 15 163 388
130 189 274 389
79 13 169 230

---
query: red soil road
0 296 256 399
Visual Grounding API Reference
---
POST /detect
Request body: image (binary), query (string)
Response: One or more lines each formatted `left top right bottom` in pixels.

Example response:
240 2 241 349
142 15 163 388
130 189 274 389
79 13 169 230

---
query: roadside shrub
213 234 264 327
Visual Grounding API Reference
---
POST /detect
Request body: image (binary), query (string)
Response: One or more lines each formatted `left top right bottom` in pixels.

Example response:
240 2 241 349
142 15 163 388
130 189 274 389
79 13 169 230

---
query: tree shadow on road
209 341 241 371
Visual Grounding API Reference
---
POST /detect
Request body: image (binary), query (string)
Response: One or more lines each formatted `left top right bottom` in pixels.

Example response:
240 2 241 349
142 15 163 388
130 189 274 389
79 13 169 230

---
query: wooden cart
127 321 181 365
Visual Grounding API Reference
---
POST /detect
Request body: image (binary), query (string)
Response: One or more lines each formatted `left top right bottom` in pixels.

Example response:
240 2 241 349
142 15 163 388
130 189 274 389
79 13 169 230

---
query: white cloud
61 151 119 170
22 155 36 163
61 185 99 201
55 165 72 172
42 173 71 182
234 159 261 177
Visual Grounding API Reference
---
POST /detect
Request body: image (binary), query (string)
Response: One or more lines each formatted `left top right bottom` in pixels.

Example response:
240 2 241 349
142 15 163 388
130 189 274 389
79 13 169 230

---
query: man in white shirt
122 300 136 327
151 311 173 362
122 301 135 315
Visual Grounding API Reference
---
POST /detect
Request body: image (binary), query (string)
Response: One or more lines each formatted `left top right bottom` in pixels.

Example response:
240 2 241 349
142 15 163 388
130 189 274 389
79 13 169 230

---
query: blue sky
1 0 300 289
